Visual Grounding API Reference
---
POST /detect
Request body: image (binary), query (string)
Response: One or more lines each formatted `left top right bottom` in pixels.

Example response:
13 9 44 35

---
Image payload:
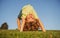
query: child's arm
20 17 25 32
17 18 21 31
37 18 46 32
17 17 25 32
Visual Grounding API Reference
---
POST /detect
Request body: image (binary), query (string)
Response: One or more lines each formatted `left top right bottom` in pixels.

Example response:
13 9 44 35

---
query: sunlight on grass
0 30 60 38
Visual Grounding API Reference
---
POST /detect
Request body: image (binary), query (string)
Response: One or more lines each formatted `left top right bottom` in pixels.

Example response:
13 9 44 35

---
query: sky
0 0 60 30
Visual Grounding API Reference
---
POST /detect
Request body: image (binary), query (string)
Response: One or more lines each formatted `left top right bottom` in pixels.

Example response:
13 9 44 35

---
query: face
26 14 35 22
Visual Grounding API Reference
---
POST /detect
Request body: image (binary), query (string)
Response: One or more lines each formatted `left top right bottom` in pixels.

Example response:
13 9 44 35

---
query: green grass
0 30 60 38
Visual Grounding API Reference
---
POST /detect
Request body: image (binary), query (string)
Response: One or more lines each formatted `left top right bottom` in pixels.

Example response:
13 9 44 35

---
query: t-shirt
18 4 38 20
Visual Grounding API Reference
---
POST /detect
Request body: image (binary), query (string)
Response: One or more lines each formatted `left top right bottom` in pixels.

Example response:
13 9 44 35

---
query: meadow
0 30 60 38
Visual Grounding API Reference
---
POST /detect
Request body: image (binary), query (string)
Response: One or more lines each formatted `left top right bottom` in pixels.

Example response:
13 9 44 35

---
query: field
0 30 60 38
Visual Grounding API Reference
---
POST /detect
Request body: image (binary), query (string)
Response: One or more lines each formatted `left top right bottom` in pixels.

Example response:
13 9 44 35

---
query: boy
17 4 46 32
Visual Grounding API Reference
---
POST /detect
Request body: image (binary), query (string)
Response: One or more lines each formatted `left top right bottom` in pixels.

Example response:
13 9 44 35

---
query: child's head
26 14 35 22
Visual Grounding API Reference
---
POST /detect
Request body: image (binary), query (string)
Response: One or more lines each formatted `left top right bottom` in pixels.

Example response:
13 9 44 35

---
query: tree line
0 22 8 29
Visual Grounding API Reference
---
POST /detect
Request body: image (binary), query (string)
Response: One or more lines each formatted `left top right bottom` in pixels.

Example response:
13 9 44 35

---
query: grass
0 30 60 38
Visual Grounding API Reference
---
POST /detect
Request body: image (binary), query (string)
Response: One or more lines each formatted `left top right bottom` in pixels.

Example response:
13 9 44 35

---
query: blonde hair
22 4 38 19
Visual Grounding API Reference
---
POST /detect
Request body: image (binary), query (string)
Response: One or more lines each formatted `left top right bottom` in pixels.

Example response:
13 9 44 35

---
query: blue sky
0 0 60 30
